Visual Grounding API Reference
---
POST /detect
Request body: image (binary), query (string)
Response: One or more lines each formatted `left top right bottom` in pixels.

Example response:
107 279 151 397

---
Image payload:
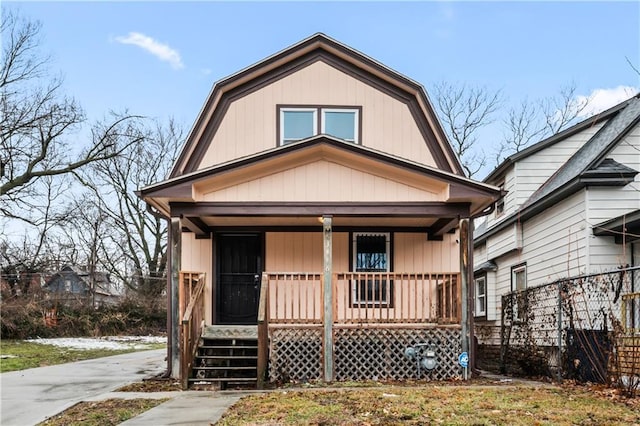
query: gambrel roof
170 33 464 178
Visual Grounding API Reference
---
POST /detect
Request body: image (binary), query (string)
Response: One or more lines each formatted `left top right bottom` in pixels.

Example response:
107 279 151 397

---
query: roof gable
485 94 640 184
523 97 640 208
170 33 463 178
143 135 499 217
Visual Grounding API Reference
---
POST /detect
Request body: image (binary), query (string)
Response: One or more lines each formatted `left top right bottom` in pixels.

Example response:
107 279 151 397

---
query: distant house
473 94 640 334
44 265 120 307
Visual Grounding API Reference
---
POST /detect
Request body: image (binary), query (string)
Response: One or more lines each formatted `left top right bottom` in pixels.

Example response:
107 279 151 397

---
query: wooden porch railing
263 272 461 325
256 274 269 389
266 273 323 324
334 272 460 324
180 272 206 389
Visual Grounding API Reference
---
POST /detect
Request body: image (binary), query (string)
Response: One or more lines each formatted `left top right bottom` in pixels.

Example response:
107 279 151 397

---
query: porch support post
322 215 334 382
459 218 470 378
170 218 181 379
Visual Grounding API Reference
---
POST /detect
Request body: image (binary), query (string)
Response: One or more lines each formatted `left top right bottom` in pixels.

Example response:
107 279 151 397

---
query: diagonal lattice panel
269 327 323 383
334 327 462 381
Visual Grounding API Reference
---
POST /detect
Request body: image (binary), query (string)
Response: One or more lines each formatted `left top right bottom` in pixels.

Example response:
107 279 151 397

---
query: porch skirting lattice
268 325 462 383
269 326 323 382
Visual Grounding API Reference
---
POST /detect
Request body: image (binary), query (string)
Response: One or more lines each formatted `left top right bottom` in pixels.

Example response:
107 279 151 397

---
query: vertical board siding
265 232 349 272
181 232 213 323
394 232 460 273
198 61 436 170
200 160 444 202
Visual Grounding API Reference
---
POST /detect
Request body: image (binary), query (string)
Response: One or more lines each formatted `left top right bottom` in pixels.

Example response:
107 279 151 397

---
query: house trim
170 201 472 218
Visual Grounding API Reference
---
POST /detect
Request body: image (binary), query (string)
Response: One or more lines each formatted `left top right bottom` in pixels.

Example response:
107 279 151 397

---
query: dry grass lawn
217 385 640 425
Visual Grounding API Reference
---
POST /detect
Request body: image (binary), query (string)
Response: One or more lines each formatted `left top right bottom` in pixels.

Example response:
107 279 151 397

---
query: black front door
216 233 263 324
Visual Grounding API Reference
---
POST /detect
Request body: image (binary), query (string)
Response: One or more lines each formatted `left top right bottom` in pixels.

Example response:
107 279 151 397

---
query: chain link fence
499 266 639 389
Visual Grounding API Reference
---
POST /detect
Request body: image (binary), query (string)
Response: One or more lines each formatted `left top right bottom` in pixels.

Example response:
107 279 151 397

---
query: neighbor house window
352 233 391 306
475 275 487 317
278 106 360 145
511 264 527 320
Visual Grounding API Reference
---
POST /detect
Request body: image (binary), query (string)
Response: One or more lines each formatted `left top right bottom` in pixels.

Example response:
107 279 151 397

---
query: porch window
352 233 392 306
474 275 486 317
511 263 527 320
278 106 360 145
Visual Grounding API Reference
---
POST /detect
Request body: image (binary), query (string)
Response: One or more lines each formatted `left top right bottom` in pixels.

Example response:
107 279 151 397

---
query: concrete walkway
0 349 165 426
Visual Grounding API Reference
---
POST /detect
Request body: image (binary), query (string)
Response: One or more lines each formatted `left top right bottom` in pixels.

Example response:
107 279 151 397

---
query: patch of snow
26 336 167 351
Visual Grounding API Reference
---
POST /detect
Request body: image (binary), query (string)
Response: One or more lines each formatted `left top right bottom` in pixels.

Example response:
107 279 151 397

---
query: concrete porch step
202 325 258 340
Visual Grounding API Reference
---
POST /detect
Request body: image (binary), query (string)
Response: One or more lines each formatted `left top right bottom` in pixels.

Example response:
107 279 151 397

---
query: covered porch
177 213 472 388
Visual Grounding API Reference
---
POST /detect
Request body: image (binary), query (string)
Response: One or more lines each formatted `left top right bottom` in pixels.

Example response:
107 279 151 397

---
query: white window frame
321 108 359 143
279 107 318 145
474 276 487 317
351 232 391 306
511 264 527 320
278 106 360 146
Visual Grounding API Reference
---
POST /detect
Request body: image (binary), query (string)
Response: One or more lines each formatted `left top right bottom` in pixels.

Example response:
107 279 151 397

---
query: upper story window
278 106 360 145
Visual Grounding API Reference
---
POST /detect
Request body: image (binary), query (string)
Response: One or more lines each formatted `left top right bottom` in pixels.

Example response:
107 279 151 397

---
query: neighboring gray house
473 94 640 335
44 265 120 306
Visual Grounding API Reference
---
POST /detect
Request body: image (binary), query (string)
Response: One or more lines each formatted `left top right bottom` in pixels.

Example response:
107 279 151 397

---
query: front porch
180 269 465 388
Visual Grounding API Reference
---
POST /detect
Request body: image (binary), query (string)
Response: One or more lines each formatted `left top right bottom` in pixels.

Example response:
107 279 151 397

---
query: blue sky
6 1 640 165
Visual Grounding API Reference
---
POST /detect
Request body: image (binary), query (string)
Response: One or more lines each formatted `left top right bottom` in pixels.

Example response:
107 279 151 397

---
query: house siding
198 61 437 170
513 122 605 207
586 124 640 271
181 233 214 323
265 232 348 272
394 232 460 273
198 159 447 203
520 190 588 284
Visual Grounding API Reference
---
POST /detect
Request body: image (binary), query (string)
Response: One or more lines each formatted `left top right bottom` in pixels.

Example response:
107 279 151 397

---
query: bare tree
495 82 591 165
0 11 140 223
73 119 183 300
433 82 503 177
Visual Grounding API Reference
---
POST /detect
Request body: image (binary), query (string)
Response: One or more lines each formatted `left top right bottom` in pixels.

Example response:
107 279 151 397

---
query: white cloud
115 32 184 70
575 85 638 118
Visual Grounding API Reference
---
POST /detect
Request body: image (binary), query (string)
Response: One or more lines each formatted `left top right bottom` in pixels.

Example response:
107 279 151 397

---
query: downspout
467 203 496 374
146 203 173 379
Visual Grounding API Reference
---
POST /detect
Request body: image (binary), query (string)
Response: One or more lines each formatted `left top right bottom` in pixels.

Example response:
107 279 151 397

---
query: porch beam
322 215 334 382
459 218 470 379
170 201 471 217
429 217 459 238
181 216 211 239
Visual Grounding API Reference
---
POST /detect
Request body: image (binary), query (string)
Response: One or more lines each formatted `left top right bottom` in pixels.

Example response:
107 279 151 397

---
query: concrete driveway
0 349 165 425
